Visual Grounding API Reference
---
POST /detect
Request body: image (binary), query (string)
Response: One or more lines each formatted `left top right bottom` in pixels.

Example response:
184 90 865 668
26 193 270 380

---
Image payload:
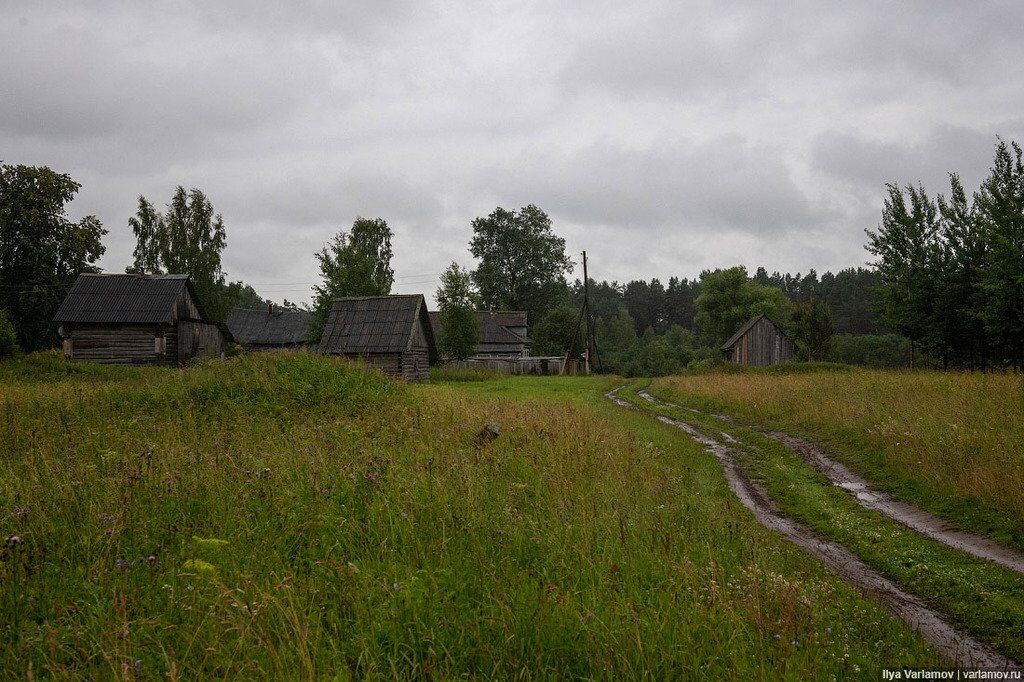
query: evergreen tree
623 278 666 334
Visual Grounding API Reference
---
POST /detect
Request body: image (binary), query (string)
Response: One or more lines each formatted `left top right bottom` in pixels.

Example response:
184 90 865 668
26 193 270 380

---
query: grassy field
619 381 1024 662
0 352 941 678
651 369 1024 550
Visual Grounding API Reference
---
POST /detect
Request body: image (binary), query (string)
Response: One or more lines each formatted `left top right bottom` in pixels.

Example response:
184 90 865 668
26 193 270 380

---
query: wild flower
12 506 28 519
183 558 217 575
6 535 22 546
116 558 131 570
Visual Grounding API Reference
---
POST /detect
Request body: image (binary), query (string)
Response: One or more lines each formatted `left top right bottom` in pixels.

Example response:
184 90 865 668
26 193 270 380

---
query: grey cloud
560 1 1024 103
479 135 828 234
811 123 1024 196
3 1 1024 306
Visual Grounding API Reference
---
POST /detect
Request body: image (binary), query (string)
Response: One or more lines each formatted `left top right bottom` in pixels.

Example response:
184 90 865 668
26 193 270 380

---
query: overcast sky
3 1 1023 306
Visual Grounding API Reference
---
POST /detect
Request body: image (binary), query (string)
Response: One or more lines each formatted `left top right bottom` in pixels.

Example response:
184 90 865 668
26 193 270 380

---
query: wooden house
53 273 228 365
428 310 530 359
721 314 796 366
227 305 312 350
318 295 437 381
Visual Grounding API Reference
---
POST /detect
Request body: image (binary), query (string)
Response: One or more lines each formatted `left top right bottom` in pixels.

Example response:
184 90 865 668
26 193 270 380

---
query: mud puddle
615 387 1019 669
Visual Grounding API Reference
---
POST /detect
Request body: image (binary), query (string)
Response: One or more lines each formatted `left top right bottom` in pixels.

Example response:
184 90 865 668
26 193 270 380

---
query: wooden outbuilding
226 305 312 350
721 314 796 366
318 294 437 381
53 273 228 365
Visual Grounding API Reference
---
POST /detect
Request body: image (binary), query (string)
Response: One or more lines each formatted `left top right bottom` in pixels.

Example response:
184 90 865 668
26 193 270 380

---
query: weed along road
611 381 1024 671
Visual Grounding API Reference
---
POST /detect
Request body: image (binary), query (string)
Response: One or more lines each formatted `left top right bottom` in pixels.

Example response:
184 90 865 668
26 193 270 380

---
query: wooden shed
53 273 228 365
721 314 796 366
226 305 312 351
318 294 437 381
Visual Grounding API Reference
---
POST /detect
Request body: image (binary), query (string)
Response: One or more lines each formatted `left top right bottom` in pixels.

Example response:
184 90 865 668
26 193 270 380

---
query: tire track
609 386 1019 670
637 390 1024 575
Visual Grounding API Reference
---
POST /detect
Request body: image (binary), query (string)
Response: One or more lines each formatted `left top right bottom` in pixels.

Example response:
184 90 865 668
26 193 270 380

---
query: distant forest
572 267 880 337
534 266 895 377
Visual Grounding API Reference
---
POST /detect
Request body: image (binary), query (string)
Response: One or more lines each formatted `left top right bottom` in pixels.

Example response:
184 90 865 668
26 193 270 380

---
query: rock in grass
474 422 501 447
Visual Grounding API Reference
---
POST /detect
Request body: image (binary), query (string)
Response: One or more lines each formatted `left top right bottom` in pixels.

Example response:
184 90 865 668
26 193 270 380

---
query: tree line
867 138 1024 369
2 136 1021 371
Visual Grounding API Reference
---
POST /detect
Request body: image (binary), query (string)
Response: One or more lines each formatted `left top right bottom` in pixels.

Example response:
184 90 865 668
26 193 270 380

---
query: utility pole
560 250 600 376
582 251 590 374
582 251 600 374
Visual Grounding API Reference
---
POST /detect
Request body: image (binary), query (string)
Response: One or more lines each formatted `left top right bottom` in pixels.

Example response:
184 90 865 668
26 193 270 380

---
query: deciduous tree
469 204 573 323
435 262 479 361
0 164 106 350
310 217 394 341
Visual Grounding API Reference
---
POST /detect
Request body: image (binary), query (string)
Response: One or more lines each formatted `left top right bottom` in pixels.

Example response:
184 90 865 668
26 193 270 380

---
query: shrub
829 334 913 368
0 309 18 359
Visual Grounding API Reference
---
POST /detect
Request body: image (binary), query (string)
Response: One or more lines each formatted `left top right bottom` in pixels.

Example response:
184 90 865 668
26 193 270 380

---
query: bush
829 334 913 369
0 309 18 359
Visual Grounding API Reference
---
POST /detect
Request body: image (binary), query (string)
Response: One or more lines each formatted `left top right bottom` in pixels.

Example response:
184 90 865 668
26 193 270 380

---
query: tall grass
653 369 1024 547
0 354 937 677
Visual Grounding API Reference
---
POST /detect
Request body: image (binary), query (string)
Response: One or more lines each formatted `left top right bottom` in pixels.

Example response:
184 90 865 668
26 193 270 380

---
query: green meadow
0 353 956 678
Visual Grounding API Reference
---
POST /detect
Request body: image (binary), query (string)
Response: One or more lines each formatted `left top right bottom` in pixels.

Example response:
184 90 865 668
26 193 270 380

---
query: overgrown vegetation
0 309 18 359
652 369 1024 549
0 353 940 677
621 381 1024 661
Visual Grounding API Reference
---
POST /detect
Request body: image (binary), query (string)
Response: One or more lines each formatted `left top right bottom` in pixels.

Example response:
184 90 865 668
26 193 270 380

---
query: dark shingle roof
226 307 312 346
53 273 201 324
320 295 435 358
428 310 529 346
720 314 791 350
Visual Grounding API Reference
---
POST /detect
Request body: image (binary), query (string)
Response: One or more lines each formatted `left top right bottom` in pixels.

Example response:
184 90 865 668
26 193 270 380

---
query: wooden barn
721 314 796 366
53 273 228 365
318 294 437 381
226 305 312 350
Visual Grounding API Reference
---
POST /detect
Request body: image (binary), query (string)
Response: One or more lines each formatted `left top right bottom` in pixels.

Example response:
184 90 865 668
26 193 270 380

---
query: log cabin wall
62 323 176 365
177 320 225 364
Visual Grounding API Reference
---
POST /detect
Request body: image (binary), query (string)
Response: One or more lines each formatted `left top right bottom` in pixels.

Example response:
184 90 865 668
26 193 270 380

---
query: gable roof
428 310 530 345
720 314 791 350
482 310 527 329
226 307 312 346
319 295 436 360
53 273 207 324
